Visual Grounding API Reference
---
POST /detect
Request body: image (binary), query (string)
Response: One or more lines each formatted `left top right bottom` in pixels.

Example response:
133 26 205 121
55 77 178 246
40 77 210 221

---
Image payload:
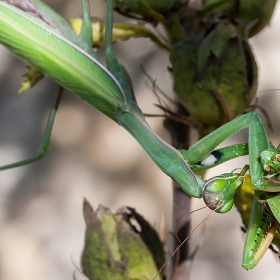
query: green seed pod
170 20 257 133
114 0 182 21
81 200 162 280
201 0 277 37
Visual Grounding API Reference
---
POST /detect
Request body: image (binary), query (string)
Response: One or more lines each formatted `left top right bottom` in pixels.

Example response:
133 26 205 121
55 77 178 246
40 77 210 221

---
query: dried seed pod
81 200 162 279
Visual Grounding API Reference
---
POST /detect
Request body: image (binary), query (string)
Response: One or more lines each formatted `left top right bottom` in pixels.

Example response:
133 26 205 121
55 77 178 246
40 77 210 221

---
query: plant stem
164 109 192 280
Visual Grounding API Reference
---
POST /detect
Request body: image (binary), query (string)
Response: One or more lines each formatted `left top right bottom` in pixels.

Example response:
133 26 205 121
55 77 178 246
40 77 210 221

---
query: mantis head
260 148 280 174
202 166 248 213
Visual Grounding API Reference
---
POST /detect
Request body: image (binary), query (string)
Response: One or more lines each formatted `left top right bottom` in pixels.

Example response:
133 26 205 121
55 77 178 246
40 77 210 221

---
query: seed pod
201 0 277 37
81 200 162 279
170 20 257 133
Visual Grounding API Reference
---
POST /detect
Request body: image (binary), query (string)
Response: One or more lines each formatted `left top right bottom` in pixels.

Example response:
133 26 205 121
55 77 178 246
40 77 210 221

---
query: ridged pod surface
170 20 257 133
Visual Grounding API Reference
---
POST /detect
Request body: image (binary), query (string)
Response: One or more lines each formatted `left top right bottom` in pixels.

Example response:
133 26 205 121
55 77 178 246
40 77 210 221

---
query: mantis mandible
0 0 280 272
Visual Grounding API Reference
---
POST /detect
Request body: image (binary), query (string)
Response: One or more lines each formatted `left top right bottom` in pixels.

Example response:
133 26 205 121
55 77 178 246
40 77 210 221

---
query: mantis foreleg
242 198 277 269
184 112 261 165
180 143 249 172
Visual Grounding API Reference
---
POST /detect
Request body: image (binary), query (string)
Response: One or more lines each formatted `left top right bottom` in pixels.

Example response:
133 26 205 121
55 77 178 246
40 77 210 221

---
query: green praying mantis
0 0 280 273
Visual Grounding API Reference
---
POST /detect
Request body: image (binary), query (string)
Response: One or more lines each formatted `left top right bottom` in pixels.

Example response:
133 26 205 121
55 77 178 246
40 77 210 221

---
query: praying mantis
0 0 279 275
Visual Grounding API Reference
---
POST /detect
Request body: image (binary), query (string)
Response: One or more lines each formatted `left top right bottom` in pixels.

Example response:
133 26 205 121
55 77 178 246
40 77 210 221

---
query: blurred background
0 0 280 279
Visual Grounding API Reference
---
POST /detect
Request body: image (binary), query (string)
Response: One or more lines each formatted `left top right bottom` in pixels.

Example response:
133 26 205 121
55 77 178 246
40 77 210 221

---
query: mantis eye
263 164 270 172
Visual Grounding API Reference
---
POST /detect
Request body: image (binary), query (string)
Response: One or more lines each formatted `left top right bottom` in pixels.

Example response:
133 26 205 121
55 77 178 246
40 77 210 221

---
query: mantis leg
78 0 99 59
234 175 278 270
241 111 279 269
180 143 249 172
0 86 63 171
191 113 272 214
249 113 280 192
104 0 136 106
101 0 205 197
242 197 277 269
183 112 261 165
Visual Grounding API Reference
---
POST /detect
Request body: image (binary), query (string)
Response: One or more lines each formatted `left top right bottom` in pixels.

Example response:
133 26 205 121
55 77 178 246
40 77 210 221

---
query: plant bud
19 66 44 93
